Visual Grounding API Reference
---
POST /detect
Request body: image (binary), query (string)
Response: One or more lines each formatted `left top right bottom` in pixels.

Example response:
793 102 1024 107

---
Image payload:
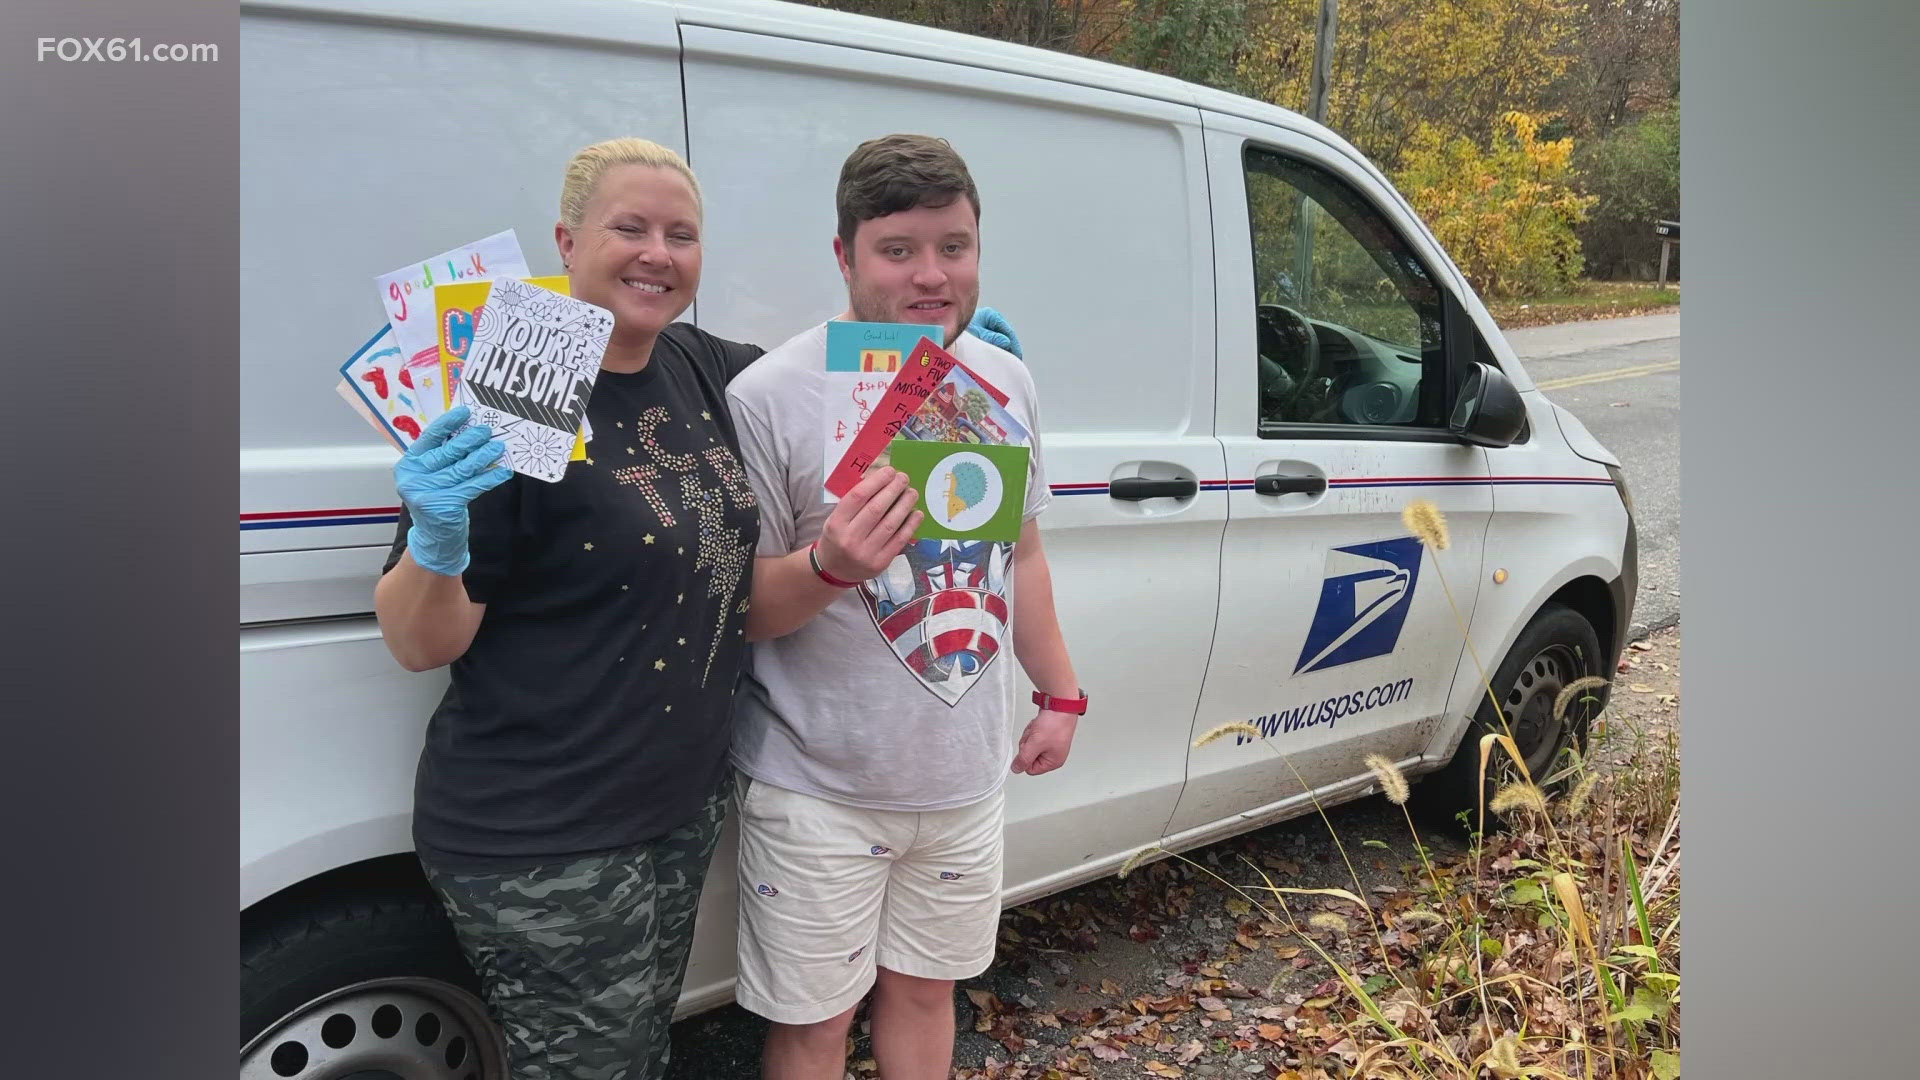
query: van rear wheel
1415 602 1605 831
241 889 506 1080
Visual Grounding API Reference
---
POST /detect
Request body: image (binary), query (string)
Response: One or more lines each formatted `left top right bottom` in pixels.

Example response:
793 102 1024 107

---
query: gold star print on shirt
611 405 757 687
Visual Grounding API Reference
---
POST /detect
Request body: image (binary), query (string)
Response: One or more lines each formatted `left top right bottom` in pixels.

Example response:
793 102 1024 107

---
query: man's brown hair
835 134 981 256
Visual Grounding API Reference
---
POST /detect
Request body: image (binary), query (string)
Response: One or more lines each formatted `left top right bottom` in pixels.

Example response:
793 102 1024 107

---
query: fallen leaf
1258 1023 1286 1042
1302 996 1336 1008
1273 946 1302 960
1630 640 1653 652
1175 1039 1205 1064
1629 684 1656 693
1236 931 1260 950
1196 997 1228 1012
1101 979 1122 996
1145 1063 1185 1078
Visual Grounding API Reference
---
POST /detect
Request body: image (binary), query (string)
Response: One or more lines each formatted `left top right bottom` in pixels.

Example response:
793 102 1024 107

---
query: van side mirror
1448 362 1526 447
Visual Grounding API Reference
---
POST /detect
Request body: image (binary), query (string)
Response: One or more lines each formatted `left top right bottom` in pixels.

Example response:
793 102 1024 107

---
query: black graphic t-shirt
383 323 763 869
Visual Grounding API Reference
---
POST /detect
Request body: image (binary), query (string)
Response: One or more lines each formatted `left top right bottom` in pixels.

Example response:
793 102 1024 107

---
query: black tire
1414 602 1605 832
241 886 508 1080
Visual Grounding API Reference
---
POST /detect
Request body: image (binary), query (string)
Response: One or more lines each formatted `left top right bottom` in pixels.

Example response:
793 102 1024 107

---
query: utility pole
1308 0 1338 124
1296 0 1338 310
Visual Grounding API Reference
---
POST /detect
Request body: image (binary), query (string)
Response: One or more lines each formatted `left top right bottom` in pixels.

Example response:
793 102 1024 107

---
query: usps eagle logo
1293 537 1424 674
860 537 1013 706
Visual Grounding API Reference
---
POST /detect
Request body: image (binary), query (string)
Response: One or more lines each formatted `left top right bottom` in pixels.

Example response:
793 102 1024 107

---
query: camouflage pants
421 783 728 1080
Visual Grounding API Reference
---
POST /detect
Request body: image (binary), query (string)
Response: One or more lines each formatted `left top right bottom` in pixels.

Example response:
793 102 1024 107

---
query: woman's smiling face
558 164 703 342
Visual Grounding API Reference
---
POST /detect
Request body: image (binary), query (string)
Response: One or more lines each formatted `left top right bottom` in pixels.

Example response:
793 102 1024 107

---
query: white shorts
732 774 1006 1025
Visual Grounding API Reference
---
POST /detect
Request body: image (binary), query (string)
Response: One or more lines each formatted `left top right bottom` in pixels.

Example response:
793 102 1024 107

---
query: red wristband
1032 689 1090 716
808 542 859 589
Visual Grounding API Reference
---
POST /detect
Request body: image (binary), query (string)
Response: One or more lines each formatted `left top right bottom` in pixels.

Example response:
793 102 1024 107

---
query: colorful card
826 320 937 373
376 229 529 413
337 324 425 448
885 439 1030 542
437 276 592 460
901 362 1031 447
452 277 614 483
824 337 960 499
335 377 402 452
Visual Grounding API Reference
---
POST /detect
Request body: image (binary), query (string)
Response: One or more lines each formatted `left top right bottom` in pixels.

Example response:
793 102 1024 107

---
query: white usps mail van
239 1 1637 1074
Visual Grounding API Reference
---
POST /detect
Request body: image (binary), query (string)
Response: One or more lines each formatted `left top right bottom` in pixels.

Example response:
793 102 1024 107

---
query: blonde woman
374 139 1018 1078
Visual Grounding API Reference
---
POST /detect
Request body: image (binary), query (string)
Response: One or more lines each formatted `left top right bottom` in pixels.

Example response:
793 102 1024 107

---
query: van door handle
1110 476 1198 501
1253 473 1328 496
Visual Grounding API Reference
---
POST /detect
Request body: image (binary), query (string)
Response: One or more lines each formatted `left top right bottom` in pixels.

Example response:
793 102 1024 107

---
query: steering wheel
1256 303 1321 419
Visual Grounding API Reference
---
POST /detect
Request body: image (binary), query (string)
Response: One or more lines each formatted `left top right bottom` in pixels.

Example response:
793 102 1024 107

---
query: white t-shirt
725 321 1050 811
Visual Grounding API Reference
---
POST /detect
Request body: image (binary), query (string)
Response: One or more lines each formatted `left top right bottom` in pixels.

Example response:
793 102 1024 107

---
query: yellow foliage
1395 111 1596 298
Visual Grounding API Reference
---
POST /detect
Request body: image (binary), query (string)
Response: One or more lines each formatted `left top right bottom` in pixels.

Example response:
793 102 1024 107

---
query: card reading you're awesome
452 276 613 483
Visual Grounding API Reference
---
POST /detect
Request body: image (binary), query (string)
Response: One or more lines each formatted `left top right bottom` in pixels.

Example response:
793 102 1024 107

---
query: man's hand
814 466 922 582
1011 710 1078 775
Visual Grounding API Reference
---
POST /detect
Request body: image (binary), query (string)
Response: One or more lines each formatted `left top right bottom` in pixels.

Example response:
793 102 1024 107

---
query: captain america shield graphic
860 537 1014 706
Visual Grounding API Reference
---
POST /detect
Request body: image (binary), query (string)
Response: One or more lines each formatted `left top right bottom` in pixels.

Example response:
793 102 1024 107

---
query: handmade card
376 229 529 415
824 336 959 499
337 324 426 448
437 276 592 461
452 276 614 483
826 320 936 373
885 438 1030 542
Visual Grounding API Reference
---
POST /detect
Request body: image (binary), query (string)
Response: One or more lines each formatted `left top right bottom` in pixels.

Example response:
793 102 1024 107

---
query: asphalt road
1504 312 1681 637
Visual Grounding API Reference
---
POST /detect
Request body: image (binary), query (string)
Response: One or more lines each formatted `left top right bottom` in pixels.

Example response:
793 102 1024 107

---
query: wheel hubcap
240 977 505 1080
1501 643 1586 776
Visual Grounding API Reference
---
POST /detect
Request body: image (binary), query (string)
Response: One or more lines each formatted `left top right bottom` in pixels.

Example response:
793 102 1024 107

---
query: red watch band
1032 689 1089 715
808 542 859 589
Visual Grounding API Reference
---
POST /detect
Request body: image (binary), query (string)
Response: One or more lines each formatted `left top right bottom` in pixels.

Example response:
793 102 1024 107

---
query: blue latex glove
968 306 1023 358
392 405 511 576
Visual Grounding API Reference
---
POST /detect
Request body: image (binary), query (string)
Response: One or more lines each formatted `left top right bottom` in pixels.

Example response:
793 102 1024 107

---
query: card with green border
884 438 1030 542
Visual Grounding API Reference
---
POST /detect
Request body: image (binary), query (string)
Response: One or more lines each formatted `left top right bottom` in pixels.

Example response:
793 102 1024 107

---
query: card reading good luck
376 229 530 413
885 438 1030 543
452 276 614 483
826 320 936 373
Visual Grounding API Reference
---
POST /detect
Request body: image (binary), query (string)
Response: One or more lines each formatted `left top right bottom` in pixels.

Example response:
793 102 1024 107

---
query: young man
725 134 1085 1080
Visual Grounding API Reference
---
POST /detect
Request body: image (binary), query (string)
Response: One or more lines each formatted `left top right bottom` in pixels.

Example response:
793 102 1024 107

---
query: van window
1243 146 1447 431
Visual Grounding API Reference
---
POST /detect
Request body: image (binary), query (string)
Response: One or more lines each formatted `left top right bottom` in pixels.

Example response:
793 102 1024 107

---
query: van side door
1164 116 1492 841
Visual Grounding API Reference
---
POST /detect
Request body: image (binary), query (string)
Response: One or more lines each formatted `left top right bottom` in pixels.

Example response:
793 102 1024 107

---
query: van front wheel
1415 602 1604 831
241 888 506 1080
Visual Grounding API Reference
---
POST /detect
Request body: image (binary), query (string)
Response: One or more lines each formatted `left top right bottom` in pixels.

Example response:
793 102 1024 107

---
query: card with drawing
826 320 936 373
899 362 1030 447
823 336 959 499
451 276 614 483
375 229 529 414
337 324 426 448
885 438 1030 543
